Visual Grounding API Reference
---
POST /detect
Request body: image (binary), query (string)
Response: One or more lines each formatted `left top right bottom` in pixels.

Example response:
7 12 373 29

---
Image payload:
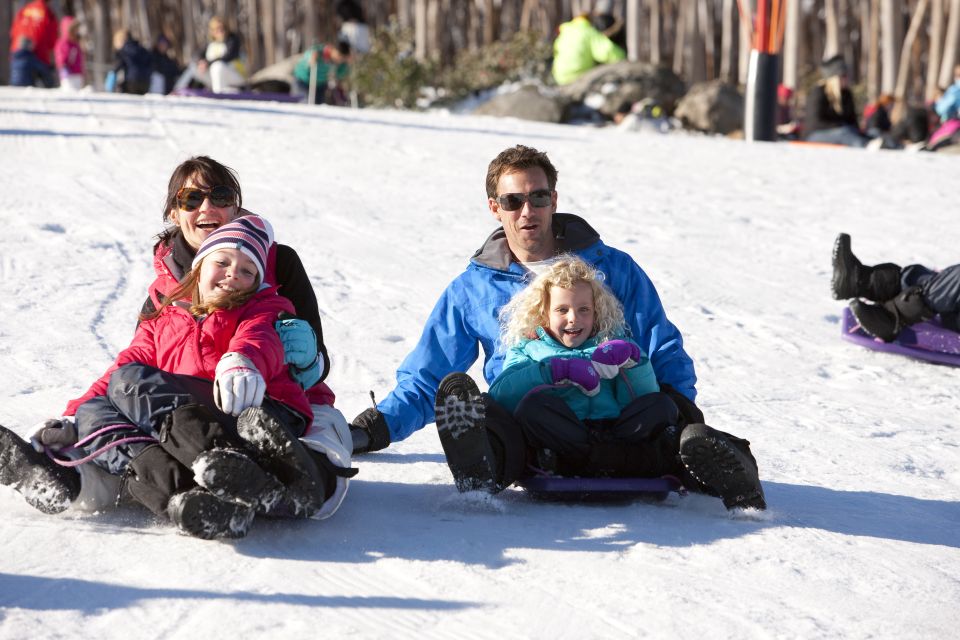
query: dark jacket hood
470 213 601 271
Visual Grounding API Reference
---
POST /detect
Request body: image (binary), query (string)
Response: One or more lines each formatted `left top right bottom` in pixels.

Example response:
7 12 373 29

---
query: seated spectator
863 94 894 138
551 11 625 86
10 35 56 88
108 29 152 94
293 41 352 105
150 34 182 94
803 55 869 148
934 64 960 123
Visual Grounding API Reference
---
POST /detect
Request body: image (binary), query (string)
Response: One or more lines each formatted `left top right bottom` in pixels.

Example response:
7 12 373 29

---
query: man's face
488 167 557 263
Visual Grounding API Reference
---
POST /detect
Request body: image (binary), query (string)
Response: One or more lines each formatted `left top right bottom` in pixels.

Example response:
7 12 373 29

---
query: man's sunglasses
494 189 553 211
176 186 237 212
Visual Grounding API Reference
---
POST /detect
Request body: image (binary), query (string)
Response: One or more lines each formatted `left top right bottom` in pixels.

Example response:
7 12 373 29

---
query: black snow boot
192 447 285 512
679 423 766 510
435 372 501 493
0 425 80 514
831 233 902 302
850 285 935 342
167 487 255 540
236 406 326 518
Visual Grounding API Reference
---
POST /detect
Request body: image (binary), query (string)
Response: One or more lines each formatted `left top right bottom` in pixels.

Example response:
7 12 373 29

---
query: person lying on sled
832 233 959 342
437 256 766 510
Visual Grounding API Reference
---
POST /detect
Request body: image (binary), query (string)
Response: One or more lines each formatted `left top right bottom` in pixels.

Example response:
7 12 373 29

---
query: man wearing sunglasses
352 144 766 506
351 144 703 454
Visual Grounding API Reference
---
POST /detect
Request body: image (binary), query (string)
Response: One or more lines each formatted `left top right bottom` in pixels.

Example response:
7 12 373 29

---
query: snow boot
236 406 326 518
435 372 501 493
167 487 255 540
0 425 80 514
850 285 935 342
831 233 901 302
192 447 285 512
679 423 766 510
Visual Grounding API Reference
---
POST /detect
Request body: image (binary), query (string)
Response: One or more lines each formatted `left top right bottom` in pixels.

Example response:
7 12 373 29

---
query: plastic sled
170 88 304 104
516 474 685 503
841 306 960 367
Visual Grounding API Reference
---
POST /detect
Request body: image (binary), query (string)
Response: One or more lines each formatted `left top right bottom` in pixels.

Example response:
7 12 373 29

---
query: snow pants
73 363 305 515
511 390 686 478
902 263 960 329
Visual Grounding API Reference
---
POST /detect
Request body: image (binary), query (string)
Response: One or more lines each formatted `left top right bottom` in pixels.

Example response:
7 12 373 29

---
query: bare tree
927 0 944 99
940 0 960 87
893 0 929 120
880 0 899 93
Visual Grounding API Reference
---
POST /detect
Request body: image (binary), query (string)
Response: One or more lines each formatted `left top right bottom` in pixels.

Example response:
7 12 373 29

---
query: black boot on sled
679 424 766 510
192 447 285 512
236 406 326 518
850 285 935 343
435 373 501 493
167 487 255 540
831 233 901 302
0 425 80 514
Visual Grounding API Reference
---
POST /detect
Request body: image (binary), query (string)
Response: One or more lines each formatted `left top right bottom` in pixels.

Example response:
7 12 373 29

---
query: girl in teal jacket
489 256 685 478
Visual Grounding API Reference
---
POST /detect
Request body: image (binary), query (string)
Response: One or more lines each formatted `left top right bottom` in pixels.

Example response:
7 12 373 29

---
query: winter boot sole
831 232 860 300
679 424 766 510
236 407 325 518
435 373 498 493
0 425 77 514
167 487 255 540
192 448 285 512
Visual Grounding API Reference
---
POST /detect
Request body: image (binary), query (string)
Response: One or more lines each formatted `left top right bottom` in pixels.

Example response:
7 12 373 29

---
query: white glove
214 352 265 416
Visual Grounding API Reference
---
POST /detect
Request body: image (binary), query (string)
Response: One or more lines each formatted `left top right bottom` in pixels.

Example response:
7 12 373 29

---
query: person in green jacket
551 13 625 85
488 256 683 479
293 40 351 105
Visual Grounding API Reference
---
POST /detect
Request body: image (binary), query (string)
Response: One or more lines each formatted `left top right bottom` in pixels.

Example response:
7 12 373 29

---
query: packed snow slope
0 87 957 640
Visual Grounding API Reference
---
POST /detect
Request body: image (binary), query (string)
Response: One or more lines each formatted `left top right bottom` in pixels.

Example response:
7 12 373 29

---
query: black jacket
804 84 860 136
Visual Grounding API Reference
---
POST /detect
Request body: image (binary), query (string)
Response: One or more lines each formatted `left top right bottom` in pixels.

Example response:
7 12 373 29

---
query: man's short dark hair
485 145 559 198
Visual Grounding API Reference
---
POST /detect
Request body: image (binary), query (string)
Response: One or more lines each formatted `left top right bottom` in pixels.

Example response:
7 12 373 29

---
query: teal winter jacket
489 328 659 421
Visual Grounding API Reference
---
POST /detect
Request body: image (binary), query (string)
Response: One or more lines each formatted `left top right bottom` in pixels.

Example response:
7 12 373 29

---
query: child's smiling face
544 281 595 348
198 248 258 304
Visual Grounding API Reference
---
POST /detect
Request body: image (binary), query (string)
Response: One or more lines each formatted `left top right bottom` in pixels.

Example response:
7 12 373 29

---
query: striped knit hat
192 215 275 284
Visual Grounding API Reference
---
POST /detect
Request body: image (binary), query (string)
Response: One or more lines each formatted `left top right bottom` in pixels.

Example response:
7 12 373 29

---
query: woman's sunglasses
494 189 553 211
176 186 237 212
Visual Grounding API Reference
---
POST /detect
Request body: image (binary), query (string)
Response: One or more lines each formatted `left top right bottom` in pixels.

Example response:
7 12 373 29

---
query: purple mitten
591 340 642 379
549 358 601 396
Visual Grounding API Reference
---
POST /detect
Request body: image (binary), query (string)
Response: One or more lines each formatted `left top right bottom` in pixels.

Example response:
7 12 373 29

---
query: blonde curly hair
499 255 627 349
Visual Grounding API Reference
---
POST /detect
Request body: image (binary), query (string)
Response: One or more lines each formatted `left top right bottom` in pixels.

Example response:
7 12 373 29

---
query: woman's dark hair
159 156 242 243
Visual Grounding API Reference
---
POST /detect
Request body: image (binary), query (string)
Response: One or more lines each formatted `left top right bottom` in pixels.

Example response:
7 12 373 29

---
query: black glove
350 407 391 454
660 383 705 426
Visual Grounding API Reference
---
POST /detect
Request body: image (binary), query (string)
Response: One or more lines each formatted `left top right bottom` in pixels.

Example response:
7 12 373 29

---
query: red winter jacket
9 1 58 66
64 287 312 422
147 237 335 407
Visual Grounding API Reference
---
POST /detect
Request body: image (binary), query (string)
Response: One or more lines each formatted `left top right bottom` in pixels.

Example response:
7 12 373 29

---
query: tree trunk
880 0 898 93
626 0 641 61
0 0 12 85
260 0 275 66
782 0 800 88
720 0 735 82
940 0 960 87
893 0 928 120
824 0 839 58
649 0 661 65
927 0 944 99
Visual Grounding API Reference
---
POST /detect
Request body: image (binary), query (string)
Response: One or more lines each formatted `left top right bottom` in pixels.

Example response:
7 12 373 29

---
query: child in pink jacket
54 16 84 90
0 216 353 540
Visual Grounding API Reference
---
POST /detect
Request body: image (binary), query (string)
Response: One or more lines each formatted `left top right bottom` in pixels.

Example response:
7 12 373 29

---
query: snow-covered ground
0 87 957 639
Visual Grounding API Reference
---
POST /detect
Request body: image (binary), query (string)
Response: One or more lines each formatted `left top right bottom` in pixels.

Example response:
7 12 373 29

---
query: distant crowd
7 0 368 104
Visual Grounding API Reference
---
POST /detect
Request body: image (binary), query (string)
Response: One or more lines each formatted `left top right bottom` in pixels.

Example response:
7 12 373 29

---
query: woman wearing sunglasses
28 156 353 520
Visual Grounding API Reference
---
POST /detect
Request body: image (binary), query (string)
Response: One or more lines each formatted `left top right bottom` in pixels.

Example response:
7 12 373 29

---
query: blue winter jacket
489 328 660 421
378 213 697 442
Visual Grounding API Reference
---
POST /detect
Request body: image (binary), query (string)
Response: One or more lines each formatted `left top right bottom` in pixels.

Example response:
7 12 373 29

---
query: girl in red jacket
0 216 346 539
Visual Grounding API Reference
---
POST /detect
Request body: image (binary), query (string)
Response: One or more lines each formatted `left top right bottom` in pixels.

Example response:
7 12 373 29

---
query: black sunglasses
176 185 237 212
495 189 553 211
